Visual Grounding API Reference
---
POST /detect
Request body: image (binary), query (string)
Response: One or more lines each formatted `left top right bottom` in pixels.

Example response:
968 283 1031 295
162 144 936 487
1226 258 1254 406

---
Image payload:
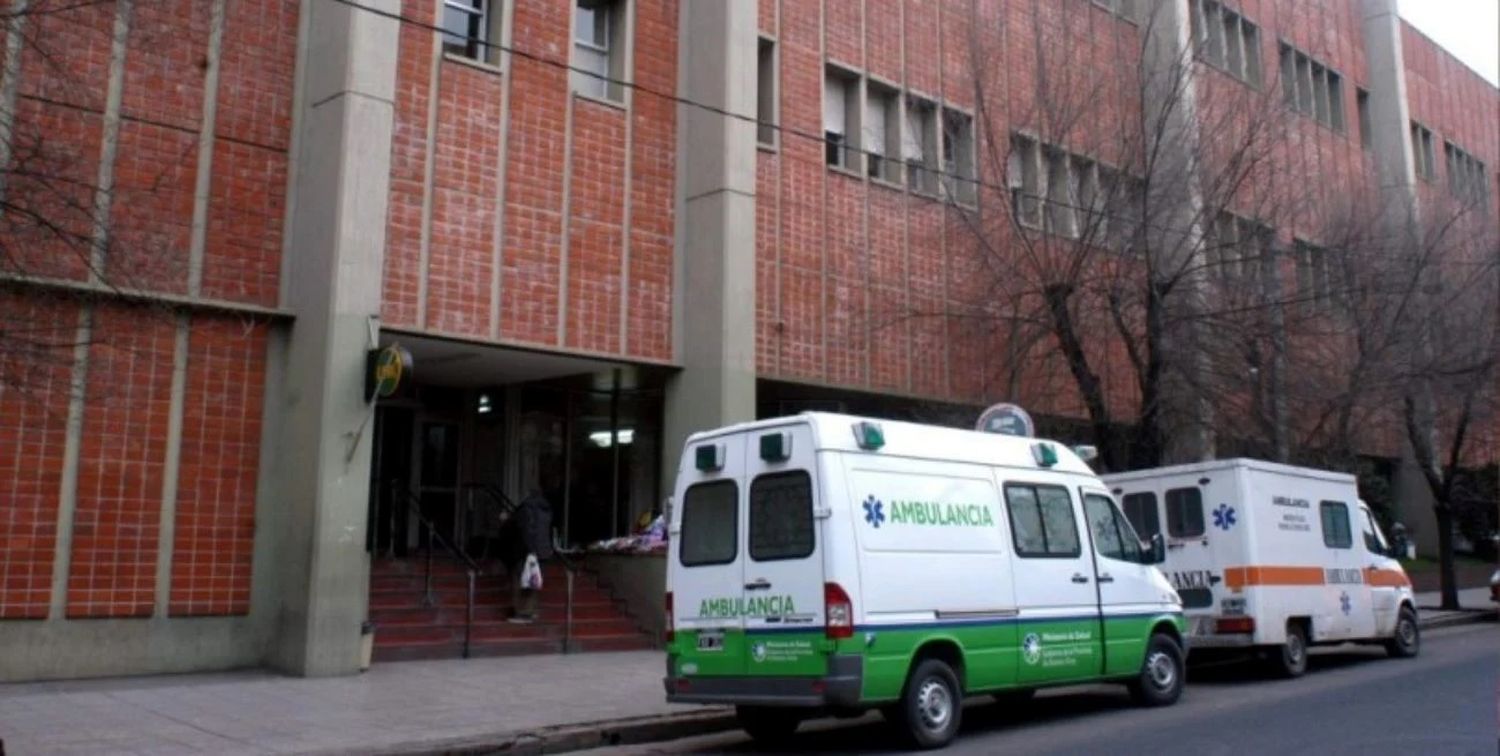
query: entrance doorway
365 336 671 562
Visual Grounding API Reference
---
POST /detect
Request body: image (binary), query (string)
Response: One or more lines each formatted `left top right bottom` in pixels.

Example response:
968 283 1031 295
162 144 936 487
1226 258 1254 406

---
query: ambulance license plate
697 630 725 651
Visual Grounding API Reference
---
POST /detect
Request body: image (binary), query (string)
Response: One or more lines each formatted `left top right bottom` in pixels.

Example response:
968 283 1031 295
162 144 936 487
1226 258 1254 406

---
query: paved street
598 623 1497 756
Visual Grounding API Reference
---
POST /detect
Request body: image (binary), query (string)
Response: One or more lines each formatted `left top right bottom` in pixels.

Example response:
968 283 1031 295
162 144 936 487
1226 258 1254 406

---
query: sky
1398 0 1500 87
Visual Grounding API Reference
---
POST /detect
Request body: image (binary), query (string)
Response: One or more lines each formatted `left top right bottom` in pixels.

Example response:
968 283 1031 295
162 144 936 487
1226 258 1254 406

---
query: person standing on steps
503 486 554 624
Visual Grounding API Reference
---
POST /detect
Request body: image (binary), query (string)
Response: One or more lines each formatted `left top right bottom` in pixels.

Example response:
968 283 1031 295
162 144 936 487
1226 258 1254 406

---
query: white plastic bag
520 553 543 591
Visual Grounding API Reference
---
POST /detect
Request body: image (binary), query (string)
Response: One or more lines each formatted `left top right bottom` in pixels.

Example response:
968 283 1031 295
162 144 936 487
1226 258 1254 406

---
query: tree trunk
1434 506 1459 610
1043 283 1122 470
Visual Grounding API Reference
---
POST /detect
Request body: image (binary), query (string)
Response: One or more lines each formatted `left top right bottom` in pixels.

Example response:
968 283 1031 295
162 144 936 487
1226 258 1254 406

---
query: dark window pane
680 481 738 566
1320 500 1352 549
1166 487 1205 538
749 471 814 561
1122 492 1161 539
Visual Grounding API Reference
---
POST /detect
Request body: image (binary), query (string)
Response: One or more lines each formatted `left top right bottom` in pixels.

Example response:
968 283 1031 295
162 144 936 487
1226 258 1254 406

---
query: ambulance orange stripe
1223 566 1326 590
1220 566 1411 590
1363 567 1412 588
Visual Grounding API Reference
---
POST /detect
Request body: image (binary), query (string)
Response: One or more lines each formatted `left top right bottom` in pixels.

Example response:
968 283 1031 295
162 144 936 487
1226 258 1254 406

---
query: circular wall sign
976 403 1035 437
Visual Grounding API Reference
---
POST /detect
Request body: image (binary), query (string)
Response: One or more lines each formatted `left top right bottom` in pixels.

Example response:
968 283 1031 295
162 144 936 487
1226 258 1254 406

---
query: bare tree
0 0 199 400
900 1 1319 471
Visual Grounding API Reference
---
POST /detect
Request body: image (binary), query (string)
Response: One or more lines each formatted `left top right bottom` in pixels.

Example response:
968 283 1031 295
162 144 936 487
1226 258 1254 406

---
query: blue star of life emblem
863 495 885 528
1213 503 1236 531
1339 592 1351 615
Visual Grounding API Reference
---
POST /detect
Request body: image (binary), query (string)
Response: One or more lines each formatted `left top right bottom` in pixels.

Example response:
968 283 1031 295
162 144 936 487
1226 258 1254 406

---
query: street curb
1417 609 1496 631
333 709 740 756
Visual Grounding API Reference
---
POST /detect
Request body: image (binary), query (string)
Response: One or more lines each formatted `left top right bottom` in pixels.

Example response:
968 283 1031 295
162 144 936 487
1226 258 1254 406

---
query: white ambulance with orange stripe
1103 459 1418 677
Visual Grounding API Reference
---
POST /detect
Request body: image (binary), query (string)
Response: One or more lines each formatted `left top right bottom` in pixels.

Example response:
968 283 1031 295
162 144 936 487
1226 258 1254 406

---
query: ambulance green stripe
669 612 1184 703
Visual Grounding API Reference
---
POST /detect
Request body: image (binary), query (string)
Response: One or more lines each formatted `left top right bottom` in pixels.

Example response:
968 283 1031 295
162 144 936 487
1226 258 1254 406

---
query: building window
865 81 901 183
1191 2 1260 86
1279 42 1343 131
941 107 976 205
1410 121 1435 181
442 0 503 65
1044 146 1074 236
1295 239 1335 311
1356 88 1371 150
572 0 625 102
824 66 860 170
1009 134 1042 228
756 38 777 147
1444 140 1490 211
1207 212 1270 282
904 95 939 195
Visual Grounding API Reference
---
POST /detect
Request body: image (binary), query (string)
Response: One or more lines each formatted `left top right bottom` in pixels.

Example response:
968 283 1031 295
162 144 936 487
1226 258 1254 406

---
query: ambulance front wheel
1384 605 1421 658
1129 633 1184 707
888 658 964 749
735 706 801 745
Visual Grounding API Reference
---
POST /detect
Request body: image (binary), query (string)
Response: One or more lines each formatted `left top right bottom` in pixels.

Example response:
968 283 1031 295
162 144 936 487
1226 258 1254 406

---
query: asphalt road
598 623 1497 756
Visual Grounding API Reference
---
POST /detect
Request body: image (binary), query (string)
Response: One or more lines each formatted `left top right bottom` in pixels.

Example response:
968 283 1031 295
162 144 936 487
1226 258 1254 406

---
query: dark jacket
515 491 555 560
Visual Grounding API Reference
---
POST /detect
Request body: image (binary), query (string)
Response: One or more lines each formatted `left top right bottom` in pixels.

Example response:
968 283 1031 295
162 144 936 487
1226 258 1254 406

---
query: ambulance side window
749 471 814 561
1005 483 1082 558
679 480 738 566
1084 494 1140 562
1166 487 1205 538
1320 501 1353 549
1361 509 1388 555
1122 492 1161 539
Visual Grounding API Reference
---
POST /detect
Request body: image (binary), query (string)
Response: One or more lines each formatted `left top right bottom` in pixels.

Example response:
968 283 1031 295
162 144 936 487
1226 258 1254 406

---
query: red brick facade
381 0 678 361
0 0 1493 645
0 0 292 618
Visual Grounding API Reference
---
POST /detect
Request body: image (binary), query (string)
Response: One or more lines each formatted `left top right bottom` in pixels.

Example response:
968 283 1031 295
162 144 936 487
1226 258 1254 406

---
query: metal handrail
387 483 481 658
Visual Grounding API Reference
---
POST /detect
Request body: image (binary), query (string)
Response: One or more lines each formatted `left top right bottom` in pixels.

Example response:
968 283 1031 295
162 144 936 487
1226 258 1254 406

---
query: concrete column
267 0 399 676
661 0 758 489
1360 0 1437 551
1140 0 1214 463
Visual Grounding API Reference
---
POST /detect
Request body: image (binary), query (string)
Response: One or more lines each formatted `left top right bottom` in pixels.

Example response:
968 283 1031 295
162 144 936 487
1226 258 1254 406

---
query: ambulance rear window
1166 488 1205 538
750 471 814 561
680 481 738 566
1122 492 1161 539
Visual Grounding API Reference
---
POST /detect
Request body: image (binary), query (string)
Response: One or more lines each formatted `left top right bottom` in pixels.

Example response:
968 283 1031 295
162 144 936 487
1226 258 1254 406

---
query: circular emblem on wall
1022 632 1042 665
977 403 1036 438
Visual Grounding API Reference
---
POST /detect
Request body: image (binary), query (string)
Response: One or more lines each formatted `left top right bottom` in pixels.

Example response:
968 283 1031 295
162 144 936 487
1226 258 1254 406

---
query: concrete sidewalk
1 590 1491 756
1414 586 1496 629
0 651 710 755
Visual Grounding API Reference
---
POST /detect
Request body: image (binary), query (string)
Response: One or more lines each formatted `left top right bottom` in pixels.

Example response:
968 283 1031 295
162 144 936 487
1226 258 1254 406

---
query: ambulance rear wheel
1384 606 1420 658
1128 633 1184 707
889 658 963 749
736 706 801 745
1272 623 1309 678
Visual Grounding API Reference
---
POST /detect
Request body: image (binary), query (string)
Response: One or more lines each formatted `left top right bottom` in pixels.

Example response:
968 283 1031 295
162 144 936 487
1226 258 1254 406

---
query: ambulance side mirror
1145 534 1167 565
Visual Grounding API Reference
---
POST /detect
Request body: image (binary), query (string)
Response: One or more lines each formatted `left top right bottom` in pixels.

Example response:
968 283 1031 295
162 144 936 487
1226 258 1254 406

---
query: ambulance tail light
1215 616 1255 634
664 592 674 643
825 582 854 639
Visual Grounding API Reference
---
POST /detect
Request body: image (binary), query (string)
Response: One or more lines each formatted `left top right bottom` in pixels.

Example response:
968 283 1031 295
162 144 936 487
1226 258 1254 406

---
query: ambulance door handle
1071 574 1090 584
1097 574 1115 584
744 579 772 591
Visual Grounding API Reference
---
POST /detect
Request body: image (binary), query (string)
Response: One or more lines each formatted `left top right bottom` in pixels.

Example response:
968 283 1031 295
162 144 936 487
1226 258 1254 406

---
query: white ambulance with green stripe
663 413 1186 749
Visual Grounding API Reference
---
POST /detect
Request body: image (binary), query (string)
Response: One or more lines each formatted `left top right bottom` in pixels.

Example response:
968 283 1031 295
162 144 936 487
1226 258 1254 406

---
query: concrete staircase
369 557 658 661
